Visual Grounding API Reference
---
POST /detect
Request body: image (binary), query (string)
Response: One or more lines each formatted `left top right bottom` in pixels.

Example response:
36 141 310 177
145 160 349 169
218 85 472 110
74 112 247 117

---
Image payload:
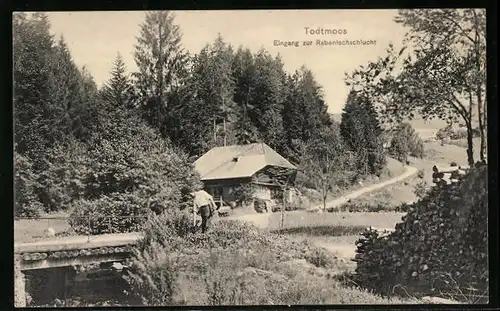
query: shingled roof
194 143 297 181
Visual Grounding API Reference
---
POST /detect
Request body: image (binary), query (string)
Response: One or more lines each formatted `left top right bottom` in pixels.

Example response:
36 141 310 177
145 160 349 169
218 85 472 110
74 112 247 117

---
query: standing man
191 189 218 233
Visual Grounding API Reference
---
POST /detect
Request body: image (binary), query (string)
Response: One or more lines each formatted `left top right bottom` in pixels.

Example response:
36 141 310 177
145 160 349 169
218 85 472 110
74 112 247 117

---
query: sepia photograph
13 9 488 307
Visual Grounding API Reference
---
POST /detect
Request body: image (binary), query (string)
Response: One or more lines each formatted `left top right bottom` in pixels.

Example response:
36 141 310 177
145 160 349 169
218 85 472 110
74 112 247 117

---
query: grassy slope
15 218 71 243
351 137 481 208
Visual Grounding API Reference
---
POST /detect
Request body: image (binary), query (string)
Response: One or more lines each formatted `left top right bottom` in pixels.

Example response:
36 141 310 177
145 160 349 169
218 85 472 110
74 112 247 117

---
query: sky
44 10 408 114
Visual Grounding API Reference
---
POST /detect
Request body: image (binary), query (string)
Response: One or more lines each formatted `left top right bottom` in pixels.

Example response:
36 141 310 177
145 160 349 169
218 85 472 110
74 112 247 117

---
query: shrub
66 120 201 235
33 141 88 213
394 202 412 213
336 201 394 213
352 163 488 303
304 247 336 269
417 169 425 179
285 197 310 211
14 152 44 218
450 161 458 167
436 125 453 140
450 128 467 140
123 210 197 305
231 184 255 206
388 123 425 162
412 181 429 200
82 127 201 213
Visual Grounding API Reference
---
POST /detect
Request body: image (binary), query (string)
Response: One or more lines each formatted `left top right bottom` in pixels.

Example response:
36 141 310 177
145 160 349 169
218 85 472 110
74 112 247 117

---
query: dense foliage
352 163 488 303
388 123 425 162
301 124 357 210
345 9 486 166
14 11 387 219
13 12 200 223
14 151 44 218
340 90 386 177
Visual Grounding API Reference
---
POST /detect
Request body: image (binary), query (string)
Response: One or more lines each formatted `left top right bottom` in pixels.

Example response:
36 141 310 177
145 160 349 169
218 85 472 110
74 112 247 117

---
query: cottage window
270 188 282 200
211 187 223 198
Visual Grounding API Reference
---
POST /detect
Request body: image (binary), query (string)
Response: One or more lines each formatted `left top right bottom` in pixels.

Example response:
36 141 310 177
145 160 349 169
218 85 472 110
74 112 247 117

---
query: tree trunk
478 98 486 161
477 90 486 161
473 9 487 162
466 121 475 166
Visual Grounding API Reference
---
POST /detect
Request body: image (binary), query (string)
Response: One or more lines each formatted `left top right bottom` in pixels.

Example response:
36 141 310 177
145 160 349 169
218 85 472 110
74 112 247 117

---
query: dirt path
229 164 418 259
312 164 418 210
230 164 417 228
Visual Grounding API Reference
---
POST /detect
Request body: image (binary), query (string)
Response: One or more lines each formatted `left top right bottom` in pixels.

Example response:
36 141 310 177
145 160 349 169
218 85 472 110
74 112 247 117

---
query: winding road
228 164 418 258
311 164 418 210
230 164 417 228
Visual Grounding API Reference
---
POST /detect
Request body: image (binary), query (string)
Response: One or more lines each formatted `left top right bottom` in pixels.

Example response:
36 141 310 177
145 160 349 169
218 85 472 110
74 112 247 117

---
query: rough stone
14 255 26 307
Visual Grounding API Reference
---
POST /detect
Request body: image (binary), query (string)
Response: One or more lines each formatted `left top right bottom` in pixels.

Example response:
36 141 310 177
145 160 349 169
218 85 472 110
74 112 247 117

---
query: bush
413 181 429 200
123 210 197 306
14 152 44 218
285 197 310 211
304 247 337 269
68 193 153 235
335 201 393 213
231 184 255 206
389 123 425 162
352 163 488 303
33 141 88 213
436 125 453 140
81 126 201 213
417 169 425 179
66 119 201 235
450 128 467 140
394 202 412 213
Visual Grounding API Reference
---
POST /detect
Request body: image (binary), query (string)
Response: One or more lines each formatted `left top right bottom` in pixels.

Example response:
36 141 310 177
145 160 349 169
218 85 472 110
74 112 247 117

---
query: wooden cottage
194 143 298 205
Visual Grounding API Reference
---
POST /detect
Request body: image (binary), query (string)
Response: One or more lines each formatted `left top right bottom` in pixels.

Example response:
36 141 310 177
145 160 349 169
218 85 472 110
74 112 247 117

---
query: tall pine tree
282 67 331 163
250 49 286 149
101 52 133 110
340 90 386 176
231 46 260 145
132 11 190 139
13 12 58 157
188 35 236 148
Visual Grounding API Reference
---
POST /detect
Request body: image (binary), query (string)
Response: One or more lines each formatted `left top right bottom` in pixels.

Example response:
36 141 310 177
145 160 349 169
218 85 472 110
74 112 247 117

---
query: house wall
203 178 252 203
253 184 272 200
202 166 298 205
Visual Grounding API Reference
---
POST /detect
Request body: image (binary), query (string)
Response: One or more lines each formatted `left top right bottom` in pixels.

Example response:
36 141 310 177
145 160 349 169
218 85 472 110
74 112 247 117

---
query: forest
14 11 394 221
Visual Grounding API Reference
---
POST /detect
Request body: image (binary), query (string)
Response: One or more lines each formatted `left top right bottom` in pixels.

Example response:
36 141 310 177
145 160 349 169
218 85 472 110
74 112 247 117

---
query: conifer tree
340 90 386 176
232 47 260 145
132 11 190 138
251 50 286 149
102 52 133 110
13 12 58 157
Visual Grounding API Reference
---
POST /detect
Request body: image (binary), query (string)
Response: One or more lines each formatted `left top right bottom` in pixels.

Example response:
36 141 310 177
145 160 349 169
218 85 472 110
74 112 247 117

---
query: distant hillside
330 113 446 129
329 112 449 140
